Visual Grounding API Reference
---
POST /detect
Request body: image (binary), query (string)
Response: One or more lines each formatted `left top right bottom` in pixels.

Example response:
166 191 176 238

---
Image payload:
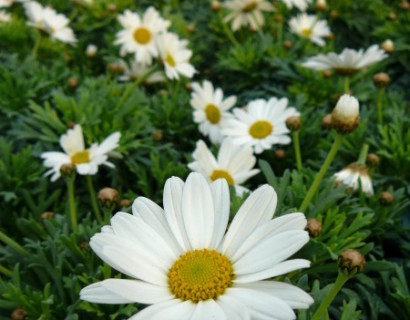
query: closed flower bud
186 23 195 33
68 77 78 90
306 218 322 237
373 72 390 88
107 63 123 74
379 191 394 206
274 149 286 160
107 3 117 12
67 121 76 129
283 40 292 49
338 249 366 275
40 211 54 220
321 114 333 130
79 241 90 251
119 199 132 208
11 308 26 320
323 70 332 78
381 39 394 54
185 82 193 91
153 130 163 141
332 94 360 134
286 116 302 131
98 188 119 209
330 10 339 18
85 44 98 58
60 163 76 178
315 0 327 11
211 1 222 11
388 12 397 20
366 153 380 167
402 0 410 10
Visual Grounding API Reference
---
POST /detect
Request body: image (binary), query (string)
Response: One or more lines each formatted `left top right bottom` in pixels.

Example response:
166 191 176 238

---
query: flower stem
299 134 344 212
32 36 41 57
357 143 369 165
377 88 384 125
344 76 350 94
0 230 28 256
103 208 112 225
311 271 351 320
66 178 78 232
293 131 302 171
218 12 239 47
86 175 102 224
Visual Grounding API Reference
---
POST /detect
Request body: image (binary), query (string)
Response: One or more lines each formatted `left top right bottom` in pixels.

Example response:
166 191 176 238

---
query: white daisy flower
188 139 260 196
114 7 170 65
334 163 374 196
118 59 165 83
190 80 237 144
280 0 312 11
289 13 331 47
0 0 25 8
156 32 196 80
222 97 300 154
0 9 11 22
41 125 121 182
223 0 275 32
24 1 77 44
80 172 313 319
302 45 388 75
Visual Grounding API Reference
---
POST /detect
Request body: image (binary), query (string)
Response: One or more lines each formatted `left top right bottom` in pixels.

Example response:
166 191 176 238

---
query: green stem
299 134 344 212
0 230 28 256
377 88 384 125
277 20 283 42
86 175 102 224
293 131 302 172
219 12 239 47
0 264 12 277
32 36 41 57
344 76 350 94
311 271 350 320
357 143 369 165
66 178 78 232
103 208 112 225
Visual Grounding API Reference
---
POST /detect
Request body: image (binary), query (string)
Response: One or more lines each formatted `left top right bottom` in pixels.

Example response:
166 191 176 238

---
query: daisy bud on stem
321 114 333 130
312 249 365 320
373 73 390 125
98 187 119 224
366 153 380 168
61 163 78 232
306 218 322 237
381 39 394 54
11 308 26 320
286 116 303 171
379 191 394 206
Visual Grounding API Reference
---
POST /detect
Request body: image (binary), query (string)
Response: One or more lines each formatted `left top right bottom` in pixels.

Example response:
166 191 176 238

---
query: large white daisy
222 97 300 154
41 125 121 182
188 139 259 196
190 80 237 144
302 45 388 75
223 0 275 32
80 172 313 319
156 32 196 80
118 59 165 84
280 0 312 11
114 7 170 65
334 163 374 196
289 13 331 47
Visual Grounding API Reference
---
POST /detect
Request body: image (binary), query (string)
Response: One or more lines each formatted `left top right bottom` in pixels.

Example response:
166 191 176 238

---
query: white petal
217 294 250 320
130 299 195 320
191 299 227 320
209 179 230 249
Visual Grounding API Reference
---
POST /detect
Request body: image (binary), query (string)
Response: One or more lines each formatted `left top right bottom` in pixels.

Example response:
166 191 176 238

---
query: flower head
118 59 165 83
114 7 170 65
41 125 121 181
222 97 300 154
332 94 359 134
223 0 275 31
289 13 331 47
188 139 259 196
80 172 313 318
190 80 237 144
280 0 312 11
334 163 374 196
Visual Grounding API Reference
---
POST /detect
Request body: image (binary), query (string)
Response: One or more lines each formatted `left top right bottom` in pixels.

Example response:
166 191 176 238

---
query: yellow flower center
205 104 221 124
249 120 273 139
210 169 234 185
168 249 234 303
242 1 258 12
70 150 90 165
133 27 152 45
301 28 313 37
165 53 176 67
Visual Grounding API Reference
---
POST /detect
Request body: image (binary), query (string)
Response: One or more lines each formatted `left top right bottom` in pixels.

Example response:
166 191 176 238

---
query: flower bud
85 44 98 58
323 70 332 78
60 163 76 178
388 12 397 20
326 33 335 41
373 72 390 88
338 249 366 275
153 130 163 142
379 191 394 206
11 308 26 320
274 149 286 160
79 241 90 251
211 1 222 11
119 198 132 208
315 0 327 12
366 153 380 168
283 40 292 49
321 114 333 130
40 211 54 221
402 0 410 10
68 77 78 90
186 23 195 34
98 188 119 209
185 82 193 91
285 116 302 131
381 39 394 54
330 10 339 18
107 3 117 13
67 121 76 129
306 218 322 237
107 63 124 75
331 94 360 134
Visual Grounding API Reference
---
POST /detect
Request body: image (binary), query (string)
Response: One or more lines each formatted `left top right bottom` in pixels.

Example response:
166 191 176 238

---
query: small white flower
280 0 312 11
332 94 360 133
24 1 77 44
334 163 374 196
0 9 11 22
289 13 331 47
222 97 299 154
41 125 121 182
188 139 259 196
80 172 313 319
118 59 165 83
85 44 98 58
223 0 275 31
156 32 196 80
302 45 388 75
190 80 236 144
114 7 170 65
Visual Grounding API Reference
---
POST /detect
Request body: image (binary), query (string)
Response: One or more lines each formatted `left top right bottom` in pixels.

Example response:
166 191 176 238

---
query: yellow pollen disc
249 120 273 139
301 28 313 37
242 1 258 12
205 104 221 124
133 27 152 45
70 150 90 165
210 170 234 185
168 249 234 303
165 53 176 67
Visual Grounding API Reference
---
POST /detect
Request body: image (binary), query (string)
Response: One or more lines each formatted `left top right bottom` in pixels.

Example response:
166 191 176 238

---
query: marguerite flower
41 125 121 182
0 9 11 22
334 163 374 196
280 0 312 11
118 59 165 83
302 45 388 75
222 97 300 154
24 1 77 44
156 32 196 80
289 13 331 47
80 172 313 319
223 0 275 32
188 139 259 196
114 7 170 65
190 80 236 144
